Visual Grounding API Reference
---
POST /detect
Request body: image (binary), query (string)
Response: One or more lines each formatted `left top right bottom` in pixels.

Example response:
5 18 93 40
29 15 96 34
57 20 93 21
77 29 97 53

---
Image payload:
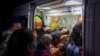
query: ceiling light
42 7 51 9
64 0 82 6
37 6 51 9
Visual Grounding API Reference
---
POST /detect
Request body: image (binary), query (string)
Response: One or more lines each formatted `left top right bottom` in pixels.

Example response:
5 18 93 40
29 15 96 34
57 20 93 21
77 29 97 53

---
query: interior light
42 7 51 9
49 10 60 13
37 6 51 9
64 0 82 6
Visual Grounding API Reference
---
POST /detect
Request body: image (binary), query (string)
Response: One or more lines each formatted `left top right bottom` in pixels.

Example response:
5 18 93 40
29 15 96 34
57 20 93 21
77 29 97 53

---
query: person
51 27 69 46
3 29 35 56
0 21 22 56
2 21 22 36
36 34 52 56
66 18 83 56
35 27 46 44
1 21 22 48
34 15 46 44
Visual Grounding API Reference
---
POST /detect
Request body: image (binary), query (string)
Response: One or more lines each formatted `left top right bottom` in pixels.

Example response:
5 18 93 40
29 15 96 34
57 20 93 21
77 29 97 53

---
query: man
51 27 69 46
0 21 22 56
66 18 83 56
2 21 22 36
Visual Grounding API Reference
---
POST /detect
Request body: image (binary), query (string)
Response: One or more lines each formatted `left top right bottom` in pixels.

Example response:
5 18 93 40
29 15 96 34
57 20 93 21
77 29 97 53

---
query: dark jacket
36 29 46 44
36 43 51 56
51 30 62 46
68 23 82 46
3 29 34 56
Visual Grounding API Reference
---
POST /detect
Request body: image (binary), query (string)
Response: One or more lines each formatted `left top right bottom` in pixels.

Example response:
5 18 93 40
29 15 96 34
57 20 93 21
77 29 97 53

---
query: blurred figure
66 18 83 56
3 29 35 56
3 21 22 34
0 21 22 56
51 27 69 46
35 28 46 44
36 34 52 56
1 21 22 43
44 27 52 34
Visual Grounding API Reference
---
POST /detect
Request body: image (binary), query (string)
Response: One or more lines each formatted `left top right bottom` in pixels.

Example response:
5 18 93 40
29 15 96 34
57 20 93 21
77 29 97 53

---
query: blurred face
61 28 68 34
80 32 82 37
41 34 52 47
12 23 22 31
78 18 83 24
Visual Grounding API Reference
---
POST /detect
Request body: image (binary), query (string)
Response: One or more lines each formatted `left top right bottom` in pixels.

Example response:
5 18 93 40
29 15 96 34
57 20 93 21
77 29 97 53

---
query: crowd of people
0 18 83 56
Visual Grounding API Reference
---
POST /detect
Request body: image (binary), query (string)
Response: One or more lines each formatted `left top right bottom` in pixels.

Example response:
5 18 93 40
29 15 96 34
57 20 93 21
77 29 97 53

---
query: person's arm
68 31 75 45
42 53 50 56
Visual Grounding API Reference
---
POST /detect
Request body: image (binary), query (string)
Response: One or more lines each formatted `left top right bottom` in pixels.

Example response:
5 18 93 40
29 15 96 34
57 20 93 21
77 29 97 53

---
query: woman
36 34 52 56
66 21 82 56
3 29 35 56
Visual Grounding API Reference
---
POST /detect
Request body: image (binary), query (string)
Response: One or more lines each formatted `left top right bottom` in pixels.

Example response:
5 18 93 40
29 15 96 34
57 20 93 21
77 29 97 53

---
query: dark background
0 0 33 44
0 0 33 31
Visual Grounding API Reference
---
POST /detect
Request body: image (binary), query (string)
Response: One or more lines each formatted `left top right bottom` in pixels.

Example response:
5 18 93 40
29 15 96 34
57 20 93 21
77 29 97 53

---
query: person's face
80 32 82 37
61 28 68 34
12 23 22 31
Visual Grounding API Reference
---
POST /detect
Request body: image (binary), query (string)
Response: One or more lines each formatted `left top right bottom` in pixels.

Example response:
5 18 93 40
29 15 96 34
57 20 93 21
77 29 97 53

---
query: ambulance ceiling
37 0 82 9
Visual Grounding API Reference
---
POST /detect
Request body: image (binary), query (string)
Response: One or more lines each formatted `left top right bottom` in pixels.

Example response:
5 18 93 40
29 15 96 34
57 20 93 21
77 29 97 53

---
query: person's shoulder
51 30 61 35
42 53 50 56
2 30 12 35
54 30 61 33
74 23 81 28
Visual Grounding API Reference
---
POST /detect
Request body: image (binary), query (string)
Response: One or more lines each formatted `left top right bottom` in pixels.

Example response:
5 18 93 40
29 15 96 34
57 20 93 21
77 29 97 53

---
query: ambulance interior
34 0 83 56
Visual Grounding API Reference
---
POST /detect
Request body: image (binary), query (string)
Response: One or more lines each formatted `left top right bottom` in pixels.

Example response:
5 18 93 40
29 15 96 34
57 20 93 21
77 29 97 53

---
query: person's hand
33 30 37 38
50 44 54 52
72 44 76 48
57 43 64 48
60 35 67 39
